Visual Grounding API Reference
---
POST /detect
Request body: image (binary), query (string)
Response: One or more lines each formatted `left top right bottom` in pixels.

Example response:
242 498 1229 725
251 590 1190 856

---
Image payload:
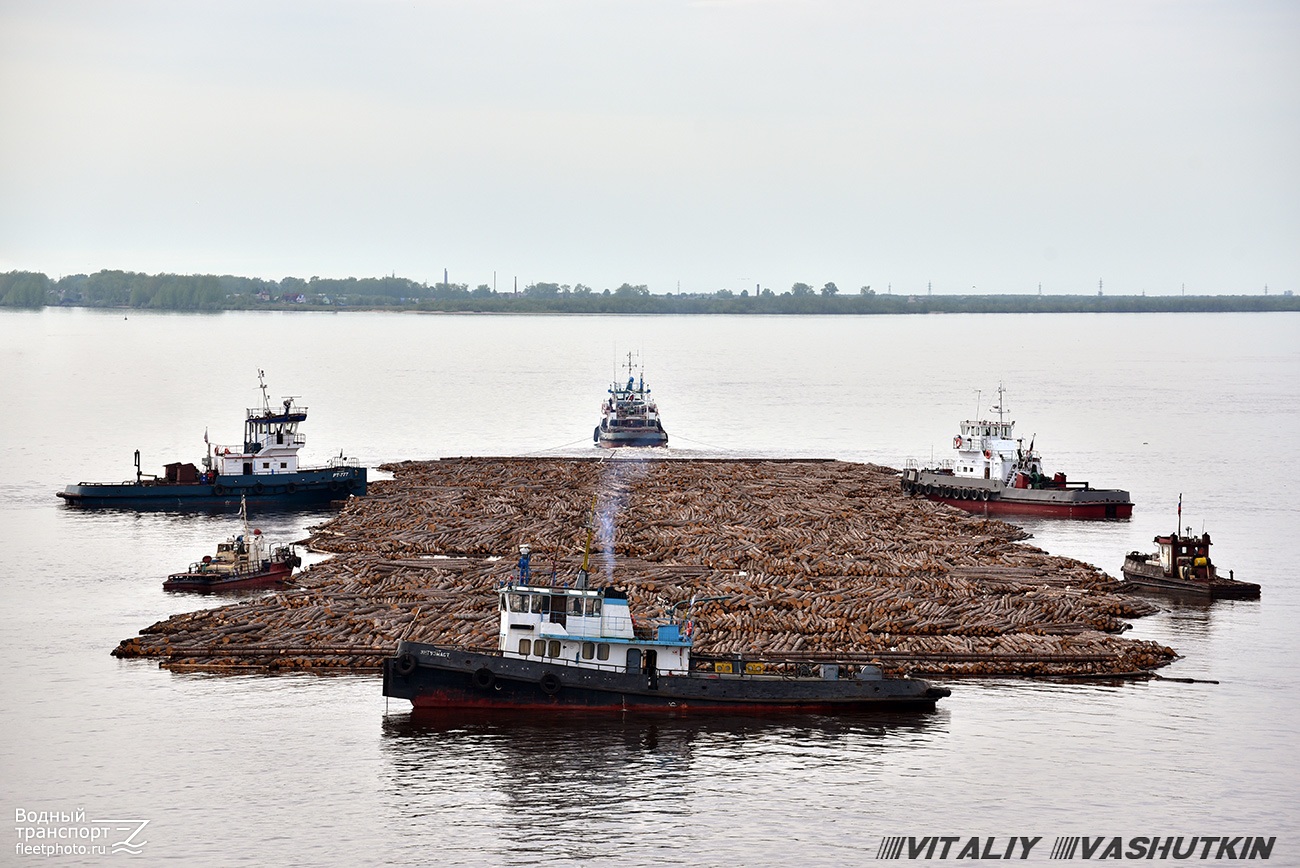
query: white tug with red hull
900 386 1132 520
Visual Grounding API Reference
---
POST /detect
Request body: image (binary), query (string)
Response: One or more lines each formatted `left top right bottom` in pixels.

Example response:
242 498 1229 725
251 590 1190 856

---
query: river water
1 308 1296 865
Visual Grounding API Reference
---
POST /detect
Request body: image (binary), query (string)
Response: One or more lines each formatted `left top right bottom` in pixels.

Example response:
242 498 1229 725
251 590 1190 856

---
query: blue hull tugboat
593 353 668 448
384 544 949 714
57 372 366 511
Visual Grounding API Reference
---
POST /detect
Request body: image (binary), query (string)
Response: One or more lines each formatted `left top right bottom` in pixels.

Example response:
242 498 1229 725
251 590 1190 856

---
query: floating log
114 458 1176 677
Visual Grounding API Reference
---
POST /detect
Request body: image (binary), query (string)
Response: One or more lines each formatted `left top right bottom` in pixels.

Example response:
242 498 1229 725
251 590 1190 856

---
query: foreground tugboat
1121 500 1259 599
57 371 366 510
900 385 1131 520
383 547 950 713
593 353 668 448
163 498 301 593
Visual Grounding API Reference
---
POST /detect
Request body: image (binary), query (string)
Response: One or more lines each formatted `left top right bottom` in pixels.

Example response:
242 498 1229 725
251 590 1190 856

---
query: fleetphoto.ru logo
14 809 150 858
874 835 1277 861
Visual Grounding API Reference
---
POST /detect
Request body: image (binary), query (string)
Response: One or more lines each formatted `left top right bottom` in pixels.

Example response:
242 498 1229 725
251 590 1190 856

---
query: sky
1 0 1297 296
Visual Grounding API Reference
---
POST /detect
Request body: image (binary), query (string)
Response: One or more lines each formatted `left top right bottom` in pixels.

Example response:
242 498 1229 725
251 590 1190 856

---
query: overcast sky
2 0 1296 295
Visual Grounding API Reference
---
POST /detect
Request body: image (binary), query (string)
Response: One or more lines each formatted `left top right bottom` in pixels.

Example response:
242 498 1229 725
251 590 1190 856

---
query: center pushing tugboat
383 544 950 714
57 371 366 510
900 385 1132 520
593 353 668 448
163 497 301 593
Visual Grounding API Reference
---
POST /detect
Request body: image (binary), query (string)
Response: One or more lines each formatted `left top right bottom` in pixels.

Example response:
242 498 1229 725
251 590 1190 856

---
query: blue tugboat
57 372 366 511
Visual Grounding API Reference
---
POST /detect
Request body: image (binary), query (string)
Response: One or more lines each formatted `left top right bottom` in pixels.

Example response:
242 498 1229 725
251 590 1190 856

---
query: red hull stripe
927 496 1132 520
407 690 934 714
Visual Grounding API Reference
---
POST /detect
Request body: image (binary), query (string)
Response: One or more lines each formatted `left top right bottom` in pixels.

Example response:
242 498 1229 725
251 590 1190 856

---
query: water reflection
378 708 946 863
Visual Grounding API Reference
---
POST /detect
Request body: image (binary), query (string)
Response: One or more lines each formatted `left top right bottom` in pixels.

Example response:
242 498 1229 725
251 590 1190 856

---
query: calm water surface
1 309 1297 865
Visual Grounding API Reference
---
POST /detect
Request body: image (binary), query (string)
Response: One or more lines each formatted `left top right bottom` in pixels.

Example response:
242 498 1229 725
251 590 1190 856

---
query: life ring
253 483 264 495
984 450 992 459
285 483 297 494
472 667 495 690
953 436 963 449
213 484 226 496
539 672 561 695
394 654 417 676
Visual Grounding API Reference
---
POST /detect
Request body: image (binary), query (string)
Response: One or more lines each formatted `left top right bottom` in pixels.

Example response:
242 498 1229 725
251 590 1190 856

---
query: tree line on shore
1 269 1295 314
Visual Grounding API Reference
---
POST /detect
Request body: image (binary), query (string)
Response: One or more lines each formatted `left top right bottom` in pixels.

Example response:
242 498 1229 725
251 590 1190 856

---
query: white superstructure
206 372 308 478
496 582 691 675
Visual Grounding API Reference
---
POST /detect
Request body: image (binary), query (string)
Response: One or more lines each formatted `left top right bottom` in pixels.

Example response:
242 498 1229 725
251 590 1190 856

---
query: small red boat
164 499 300 592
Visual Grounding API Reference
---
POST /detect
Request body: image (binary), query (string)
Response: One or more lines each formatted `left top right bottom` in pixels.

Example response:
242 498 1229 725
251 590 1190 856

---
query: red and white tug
163 498 300 593
900 385 1133 520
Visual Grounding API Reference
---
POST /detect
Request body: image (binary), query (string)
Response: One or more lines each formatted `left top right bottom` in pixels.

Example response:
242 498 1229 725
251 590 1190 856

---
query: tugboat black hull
1121 557 1260 599
383 642 949 713
594 429 669 449
57 466 366 511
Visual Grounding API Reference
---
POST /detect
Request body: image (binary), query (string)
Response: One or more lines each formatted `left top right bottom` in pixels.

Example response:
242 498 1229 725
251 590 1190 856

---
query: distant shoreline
2 269 1296 314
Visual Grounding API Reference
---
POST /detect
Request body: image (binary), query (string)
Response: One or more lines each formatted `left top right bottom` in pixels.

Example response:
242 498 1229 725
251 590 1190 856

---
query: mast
257 369 270 413
577 492 597 590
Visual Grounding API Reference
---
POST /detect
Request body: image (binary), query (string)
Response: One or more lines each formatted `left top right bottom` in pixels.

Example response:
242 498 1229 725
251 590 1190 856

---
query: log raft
113 457 1175 677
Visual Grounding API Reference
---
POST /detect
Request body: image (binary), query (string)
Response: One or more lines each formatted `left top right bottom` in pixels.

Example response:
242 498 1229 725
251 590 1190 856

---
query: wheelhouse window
584 598 602 616
508 594 527 612
568 596 584 615
529 595 549 614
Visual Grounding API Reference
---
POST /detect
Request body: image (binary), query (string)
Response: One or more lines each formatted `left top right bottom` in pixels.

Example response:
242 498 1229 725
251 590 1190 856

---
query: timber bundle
114 457 1176 677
